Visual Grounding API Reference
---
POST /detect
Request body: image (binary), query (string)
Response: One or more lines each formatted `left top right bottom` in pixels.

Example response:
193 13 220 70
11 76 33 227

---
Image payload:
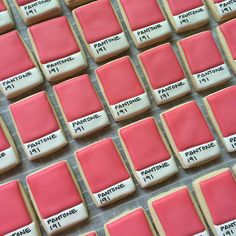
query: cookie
64 0 92 9
0 0 14 34
95 56 151 122
26 161 88 235
160 101 221 168
119 117 178 188
138 43 191 105
193 168 236 236
73 0 129 62
75 138 136 207
117 0 171 48
28 16 87 82
53 74 110 139
10 91 67 160
0 31 43 99
80 231 97 236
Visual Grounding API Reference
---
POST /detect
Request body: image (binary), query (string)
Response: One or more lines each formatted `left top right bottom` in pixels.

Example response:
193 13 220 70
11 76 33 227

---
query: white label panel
223 134 236 152
0 10 13 28
0 147 19 173
194 230 209 236
215 0 236 17
5 222 38 236
215 218 236 236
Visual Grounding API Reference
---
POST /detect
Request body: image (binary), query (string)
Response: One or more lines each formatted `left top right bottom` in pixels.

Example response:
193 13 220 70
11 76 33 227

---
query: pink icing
29 17 80 64
0 0 6 11
119 0 165 31
16 0 36 6
0 121 10 152
167 0 204 15
219 18 236 60
107 208 154 236
27 161 83 219
179 31 224 74
85 232 97 236
0 31 34 81
206 85 236 137
139 43 185 89
0 181 32 235
75 138 130 193
10 91 59 143
214 0 225 3
54 75 103 122
120 117 171 171
74 0 122 44
152 187 206 236
96 57 144 105
199 170 236 225
162 101 214 152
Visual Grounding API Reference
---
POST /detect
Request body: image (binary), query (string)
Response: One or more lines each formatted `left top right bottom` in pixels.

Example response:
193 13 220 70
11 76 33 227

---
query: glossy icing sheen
207 86 236 137
120 0 165 31
107 208 154 236
162 101 214 151
120 118 170 171
167 0 204 15
10 91 59 143
76 138 130 193
27 161 82 219
219 19 236 60
54 75 103 122
29 17 80 64
214 0 226 3
0 0 6 11
16 0 35 6
200 170 236 225
0 31 34 81
74 0 122 44
0 123 10 152
152 188 205 236
96 57 144 105
179 31 224 74
139 43 185 89
0 181 32 235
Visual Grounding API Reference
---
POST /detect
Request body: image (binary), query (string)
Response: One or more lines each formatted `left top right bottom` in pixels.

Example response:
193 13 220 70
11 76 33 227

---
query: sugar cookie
0 0 14 34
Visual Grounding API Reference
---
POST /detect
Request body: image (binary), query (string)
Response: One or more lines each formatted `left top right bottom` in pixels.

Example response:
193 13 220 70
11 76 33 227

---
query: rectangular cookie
0 0 14 34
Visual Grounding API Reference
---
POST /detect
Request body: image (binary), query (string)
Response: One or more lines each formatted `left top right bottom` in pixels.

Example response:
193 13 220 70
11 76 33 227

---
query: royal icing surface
27 161 87 234
199 170 236 236
75 138 135 207
119 117 178 187
179 31 230 90
106 208 154 236
54 75 109 138
10 91 67 160
213 0 236 18
150 187 208 236
139 43 191 104
0 0 14 34
162 101 220 168
96 57 150 121
83 232 97 236
0 0 6 11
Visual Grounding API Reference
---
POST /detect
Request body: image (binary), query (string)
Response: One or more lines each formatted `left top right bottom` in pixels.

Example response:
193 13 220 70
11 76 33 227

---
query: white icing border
223 134 236 152
42 52 86 81
68 110 109 138
215 0 236 17
135 156 178 187
194 230 209 236
214 218 236 236
0 10 13 29
93 178 135 207
89 32 129 61
23 129 67 160
153 78 191 105
179 140 220 168
0 67 43 98
5 222 38 236
42 203 88 234
110 93 150 121
0 147 18 173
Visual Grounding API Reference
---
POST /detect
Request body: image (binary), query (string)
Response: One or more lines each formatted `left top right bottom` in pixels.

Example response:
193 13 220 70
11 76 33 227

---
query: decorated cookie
178 31 230 91
104 208 157 236
119 117 178 188
10 91 67 160
217 18 236 75
206 0 236 22
138 43 191 105
162 0 209 33
75 138 136 207
117 0 171 48
0 0 14 34
0 180 40 236
13 0 61 25
0 31 43 99
28 16 87 82
204 86 236 152
0 116 19 174
73 0 129 62
80 231 97 236
193 168 236 236
161 101 220 168
64 0 92 9
54 75 109 139
96 56 150 122
27 161 88 235
148 186 209 236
